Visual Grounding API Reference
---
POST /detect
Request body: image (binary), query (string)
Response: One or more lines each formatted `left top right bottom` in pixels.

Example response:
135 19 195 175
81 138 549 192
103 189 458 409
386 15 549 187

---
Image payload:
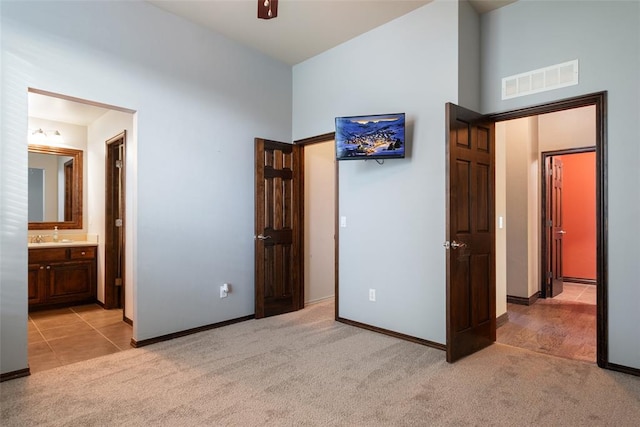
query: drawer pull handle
81 251 86 255
46 266 51 270
39 266 44 270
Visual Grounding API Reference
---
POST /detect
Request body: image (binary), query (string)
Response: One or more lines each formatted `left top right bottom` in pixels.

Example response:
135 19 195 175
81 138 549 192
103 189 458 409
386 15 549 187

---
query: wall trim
564 277 597 285
123 316 133 326
507 292 540 306
337 317 446 351
496 312 509 328
131 315 254 348
0 367 30 383
604 362 640 377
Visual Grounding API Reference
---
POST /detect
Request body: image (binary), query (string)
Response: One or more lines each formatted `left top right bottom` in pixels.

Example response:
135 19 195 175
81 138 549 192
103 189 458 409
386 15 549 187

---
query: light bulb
268 9 272 17
264 0 269 7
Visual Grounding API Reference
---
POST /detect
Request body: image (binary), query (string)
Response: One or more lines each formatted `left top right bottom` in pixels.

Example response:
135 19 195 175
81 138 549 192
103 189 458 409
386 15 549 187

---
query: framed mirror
28 145 83 230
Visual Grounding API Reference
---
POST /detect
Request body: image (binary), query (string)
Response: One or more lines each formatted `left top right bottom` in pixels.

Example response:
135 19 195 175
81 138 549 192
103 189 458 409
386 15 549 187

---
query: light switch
340 216 347 228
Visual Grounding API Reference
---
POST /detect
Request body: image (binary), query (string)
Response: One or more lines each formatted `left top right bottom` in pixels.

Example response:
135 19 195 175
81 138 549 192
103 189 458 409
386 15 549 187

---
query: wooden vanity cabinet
28 246 97 310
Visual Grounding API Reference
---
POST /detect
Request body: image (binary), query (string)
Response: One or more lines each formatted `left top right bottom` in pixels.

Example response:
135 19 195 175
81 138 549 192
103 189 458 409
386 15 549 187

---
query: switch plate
340 216 347 228
220 284 228 299
369 289 376 302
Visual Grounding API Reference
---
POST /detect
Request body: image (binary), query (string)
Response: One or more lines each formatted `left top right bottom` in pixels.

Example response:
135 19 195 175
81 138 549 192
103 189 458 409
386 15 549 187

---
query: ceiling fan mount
258 0 278 20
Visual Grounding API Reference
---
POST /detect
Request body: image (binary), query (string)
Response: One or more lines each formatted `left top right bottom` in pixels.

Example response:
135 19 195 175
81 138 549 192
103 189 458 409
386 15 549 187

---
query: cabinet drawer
29 248 68 263
69 247 96 260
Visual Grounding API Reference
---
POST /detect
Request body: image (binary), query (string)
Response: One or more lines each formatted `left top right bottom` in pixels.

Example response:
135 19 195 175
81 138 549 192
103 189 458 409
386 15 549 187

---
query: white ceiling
29 92 111 127
29 0 516 125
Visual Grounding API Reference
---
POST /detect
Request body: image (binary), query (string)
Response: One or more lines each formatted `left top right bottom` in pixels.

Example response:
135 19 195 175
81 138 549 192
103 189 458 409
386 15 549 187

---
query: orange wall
560 152 596 280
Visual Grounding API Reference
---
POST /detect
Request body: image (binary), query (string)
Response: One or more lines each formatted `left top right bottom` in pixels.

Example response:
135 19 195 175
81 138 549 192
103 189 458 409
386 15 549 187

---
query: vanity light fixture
29 128 63 144
258 0 278 19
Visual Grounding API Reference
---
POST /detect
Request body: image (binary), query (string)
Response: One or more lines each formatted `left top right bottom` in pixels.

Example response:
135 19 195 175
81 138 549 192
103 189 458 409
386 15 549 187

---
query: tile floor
497 283 597 362
28 304 133 373
552 282 596 304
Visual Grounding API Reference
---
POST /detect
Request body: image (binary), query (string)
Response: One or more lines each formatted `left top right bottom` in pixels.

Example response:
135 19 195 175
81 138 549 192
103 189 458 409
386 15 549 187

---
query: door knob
256 234 272 240
451 240 467 249
443 240 467 250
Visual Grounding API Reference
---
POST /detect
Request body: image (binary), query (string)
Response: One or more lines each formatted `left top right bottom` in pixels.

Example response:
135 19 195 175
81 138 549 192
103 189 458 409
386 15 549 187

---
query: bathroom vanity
28 242 97 310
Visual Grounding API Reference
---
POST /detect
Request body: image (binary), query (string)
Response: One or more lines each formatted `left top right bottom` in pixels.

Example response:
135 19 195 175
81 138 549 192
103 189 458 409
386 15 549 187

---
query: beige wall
304 141 336 304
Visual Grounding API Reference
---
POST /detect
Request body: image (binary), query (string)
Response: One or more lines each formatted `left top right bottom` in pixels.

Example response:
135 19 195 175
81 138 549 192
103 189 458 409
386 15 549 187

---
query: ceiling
28 92 111 127
29 1 516 126
147 0 517 66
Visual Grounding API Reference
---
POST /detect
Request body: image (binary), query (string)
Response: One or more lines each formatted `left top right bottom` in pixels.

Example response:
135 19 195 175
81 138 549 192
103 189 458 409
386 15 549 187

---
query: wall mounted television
335 113 405 160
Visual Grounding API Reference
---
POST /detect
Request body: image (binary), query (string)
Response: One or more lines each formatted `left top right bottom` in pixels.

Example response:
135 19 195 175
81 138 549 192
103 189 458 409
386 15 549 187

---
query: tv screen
335 113 405 160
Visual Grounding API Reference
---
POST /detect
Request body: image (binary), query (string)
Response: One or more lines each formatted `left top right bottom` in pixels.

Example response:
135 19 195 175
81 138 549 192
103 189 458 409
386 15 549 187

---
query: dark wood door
547 156 565 297
446 103 496 363
105 132 126 310
254 138 303 318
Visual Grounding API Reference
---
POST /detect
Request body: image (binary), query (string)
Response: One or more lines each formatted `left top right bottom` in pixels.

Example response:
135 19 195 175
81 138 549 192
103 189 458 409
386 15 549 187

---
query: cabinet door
47 261 95 304
28 263 46 305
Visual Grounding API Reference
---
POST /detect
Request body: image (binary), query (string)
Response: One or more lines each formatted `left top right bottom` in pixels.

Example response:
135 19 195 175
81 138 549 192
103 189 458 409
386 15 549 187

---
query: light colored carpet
2 299 639 426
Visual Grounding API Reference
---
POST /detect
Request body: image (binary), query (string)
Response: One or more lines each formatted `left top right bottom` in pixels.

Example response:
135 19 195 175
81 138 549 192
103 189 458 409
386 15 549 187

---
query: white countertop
28 241 97 249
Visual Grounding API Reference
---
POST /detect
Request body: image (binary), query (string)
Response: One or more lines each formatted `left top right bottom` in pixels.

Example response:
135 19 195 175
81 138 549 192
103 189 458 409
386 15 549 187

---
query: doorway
446 92 607 367
300 136 336 306
541 149 597 299
492 97 605 366
253 133 338 320
26 88 136 373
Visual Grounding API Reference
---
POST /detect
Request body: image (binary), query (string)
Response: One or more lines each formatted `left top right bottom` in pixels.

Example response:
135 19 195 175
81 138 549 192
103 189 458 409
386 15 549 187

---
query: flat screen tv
335 113 405 160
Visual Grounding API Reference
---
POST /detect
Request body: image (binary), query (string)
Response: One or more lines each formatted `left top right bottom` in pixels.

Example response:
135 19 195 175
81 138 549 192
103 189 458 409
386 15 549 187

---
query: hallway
497 283 597 362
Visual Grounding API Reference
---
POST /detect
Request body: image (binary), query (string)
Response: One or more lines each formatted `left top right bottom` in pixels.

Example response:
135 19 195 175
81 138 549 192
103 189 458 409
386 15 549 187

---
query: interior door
546 156 565 297
105 132 126 310
446 103 496 363
254 138 303 318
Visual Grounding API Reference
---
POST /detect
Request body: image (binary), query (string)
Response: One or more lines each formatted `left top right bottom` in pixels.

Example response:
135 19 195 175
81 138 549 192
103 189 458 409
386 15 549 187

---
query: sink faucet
31 235 44 243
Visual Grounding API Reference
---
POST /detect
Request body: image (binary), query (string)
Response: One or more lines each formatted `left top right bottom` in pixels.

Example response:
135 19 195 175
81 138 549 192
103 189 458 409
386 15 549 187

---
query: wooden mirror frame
28 145 83 230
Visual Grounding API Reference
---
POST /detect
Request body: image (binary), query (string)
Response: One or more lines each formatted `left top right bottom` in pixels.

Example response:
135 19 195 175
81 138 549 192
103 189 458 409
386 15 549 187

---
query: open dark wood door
255 138 303 318
446 103 496 363
63 159 74 221
105 132 126 310
546 156 565 297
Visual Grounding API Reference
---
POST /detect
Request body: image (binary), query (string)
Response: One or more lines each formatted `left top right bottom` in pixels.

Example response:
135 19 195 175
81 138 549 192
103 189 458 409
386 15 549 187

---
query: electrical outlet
220 283 229 299
369 288 376 302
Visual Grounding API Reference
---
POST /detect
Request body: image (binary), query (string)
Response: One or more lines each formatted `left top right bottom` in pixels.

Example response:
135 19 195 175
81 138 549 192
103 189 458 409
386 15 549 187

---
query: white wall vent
501 60 579 100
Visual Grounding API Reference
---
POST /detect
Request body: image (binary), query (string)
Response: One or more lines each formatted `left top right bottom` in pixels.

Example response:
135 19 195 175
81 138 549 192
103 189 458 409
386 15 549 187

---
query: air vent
502 60 579 100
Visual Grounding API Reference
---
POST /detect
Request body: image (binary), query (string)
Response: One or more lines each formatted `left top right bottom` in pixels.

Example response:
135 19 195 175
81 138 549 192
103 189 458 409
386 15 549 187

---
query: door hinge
115 160 123 168
547 220 553 227
547 271 553 280
548 168 553 176
115 219 123 227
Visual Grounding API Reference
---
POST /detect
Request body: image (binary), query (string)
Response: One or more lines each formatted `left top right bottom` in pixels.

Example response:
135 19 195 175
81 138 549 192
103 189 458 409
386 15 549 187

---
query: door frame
540 147 596 298
293 132 339 319
489 91 608 368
